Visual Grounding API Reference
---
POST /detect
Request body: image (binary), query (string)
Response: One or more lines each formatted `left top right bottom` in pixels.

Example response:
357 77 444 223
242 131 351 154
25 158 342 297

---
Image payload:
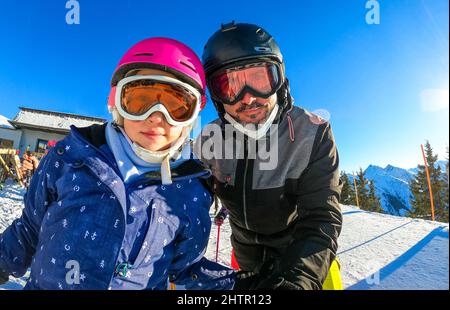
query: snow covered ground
1 181 448 290
0 180 29 290
205 206 449 290
336 206 448 289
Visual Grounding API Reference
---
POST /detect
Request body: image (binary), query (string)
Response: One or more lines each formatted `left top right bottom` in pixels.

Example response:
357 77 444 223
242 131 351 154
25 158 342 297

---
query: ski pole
215 223 221 262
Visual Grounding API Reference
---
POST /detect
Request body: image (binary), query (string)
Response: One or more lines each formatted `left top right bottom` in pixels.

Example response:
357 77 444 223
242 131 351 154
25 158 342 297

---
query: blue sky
0 0 448 172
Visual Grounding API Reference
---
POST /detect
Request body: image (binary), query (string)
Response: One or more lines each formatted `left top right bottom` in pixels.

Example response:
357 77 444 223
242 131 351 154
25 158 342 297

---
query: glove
214 206 228 226
233 259 278 290
254 275 303 290
233 271 260 290
234 258 304 290
0 271 9 285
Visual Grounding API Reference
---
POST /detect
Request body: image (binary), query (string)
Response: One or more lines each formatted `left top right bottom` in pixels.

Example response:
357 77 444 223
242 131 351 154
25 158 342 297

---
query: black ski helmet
202 21 293 119
203 22 284 76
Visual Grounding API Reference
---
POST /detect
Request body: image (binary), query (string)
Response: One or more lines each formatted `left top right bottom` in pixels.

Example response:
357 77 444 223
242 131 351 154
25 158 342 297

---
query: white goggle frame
115 75 201 127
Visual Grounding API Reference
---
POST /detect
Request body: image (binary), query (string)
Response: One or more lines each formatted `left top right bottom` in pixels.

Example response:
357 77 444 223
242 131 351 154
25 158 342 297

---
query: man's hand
214 207 228 226
0 271 9 285
214 214 226 226
254 275 303 290
233 271 260 290
234 258 304 290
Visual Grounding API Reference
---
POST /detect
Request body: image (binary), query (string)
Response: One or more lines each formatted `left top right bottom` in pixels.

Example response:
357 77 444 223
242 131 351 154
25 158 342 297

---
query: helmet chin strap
224 104 279 140
118 126 192 185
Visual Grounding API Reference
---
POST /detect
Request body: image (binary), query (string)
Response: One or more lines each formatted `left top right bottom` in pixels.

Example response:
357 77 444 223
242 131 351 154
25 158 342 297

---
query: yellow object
322 258 343 290
168 282 176 290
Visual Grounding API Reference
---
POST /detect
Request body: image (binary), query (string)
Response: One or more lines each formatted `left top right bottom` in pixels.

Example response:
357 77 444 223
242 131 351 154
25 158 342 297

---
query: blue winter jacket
0 124 235 289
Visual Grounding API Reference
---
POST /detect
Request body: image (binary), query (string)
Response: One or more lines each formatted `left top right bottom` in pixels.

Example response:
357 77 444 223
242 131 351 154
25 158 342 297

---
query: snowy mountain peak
346 161 447 216
364 165 384 177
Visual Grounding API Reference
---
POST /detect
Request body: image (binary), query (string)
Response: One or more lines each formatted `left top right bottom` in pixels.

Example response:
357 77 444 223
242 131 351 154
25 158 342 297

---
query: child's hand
21 155 39 175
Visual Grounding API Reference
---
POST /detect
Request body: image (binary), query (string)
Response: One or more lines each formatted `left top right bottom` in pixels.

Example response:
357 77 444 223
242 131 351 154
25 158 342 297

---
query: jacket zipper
242 141 250 230
243 159 250 230
243 143 262 246
82 165 126 288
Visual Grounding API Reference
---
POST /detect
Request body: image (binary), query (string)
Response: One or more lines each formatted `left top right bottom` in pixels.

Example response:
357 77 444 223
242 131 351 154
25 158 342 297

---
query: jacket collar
56 124 211 181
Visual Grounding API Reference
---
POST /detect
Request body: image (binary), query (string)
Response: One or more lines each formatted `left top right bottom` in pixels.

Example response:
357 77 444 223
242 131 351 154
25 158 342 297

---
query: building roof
10 107 107 133
0 114 15 130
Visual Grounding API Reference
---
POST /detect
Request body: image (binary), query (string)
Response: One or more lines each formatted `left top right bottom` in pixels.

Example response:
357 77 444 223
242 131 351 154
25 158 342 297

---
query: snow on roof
0 114 15 129
10 107 107 132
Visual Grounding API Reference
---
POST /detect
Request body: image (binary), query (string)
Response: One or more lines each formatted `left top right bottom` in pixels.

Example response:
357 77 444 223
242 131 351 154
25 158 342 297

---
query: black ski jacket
195 106 343 289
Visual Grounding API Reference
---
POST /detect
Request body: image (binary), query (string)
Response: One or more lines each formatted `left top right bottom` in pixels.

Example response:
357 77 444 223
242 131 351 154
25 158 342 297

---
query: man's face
209 61 281 124
223 92 278 124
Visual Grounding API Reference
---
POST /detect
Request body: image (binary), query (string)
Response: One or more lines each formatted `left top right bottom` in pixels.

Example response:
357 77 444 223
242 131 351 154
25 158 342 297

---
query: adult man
196 22 343 290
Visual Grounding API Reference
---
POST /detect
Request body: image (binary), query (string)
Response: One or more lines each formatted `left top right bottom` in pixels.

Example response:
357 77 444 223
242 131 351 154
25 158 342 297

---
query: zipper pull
225 175 231 188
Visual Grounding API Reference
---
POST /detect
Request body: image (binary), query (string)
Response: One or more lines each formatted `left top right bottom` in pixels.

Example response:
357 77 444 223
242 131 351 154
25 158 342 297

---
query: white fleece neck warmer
106 122 192 185
224 104 279 140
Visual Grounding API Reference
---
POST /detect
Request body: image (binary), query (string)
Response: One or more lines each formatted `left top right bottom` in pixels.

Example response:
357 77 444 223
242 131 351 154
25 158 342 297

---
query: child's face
122 69 184 152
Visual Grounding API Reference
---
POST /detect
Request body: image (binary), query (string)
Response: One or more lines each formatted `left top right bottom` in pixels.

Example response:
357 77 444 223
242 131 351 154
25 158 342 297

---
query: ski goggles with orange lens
115 75 201 126
209 62 283 105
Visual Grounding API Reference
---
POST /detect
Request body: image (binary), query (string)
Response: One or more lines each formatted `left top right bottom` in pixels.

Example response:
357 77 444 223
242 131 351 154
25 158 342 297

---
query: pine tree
446 147 449 181
440 147 449 222
409 141 447 221
368 180 383 213
446 147 449 182
409 162 429 219
340 171 356 206
427 142 444 221
356 168 370 211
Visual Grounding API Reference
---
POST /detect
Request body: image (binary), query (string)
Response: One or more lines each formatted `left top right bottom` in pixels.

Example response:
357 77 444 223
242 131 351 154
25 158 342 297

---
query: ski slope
1 181 448 290
206 207 449 289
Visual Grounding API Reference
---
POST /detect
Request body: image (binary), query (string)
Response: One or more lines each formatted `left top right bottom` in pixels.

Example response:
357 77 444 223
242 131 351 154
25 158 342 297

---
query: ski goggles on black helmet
209 61 283 105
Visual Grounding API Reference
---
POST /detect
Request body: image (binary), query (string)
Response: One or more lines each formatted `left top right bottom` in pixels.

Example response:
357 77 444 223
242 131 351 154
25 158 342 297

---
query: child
0 38 235 290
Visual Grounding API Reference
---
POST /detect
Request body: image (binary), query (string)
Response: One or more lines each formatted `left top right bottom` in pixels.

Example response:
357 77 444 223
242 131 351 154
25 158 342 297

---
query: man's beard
234 102 270 125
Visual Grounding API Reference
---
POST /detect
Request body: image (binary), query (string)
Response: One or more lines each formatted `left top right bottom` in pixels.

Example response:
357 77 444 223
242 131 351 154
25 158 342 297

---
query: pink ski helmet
108 38 206 114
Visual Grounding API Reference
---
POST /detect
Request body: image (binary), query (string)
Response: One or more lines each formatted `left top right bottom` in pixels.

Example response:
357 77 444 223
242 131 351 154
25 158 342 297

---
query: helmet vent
133 53 154 57
179 60 197 73
254 47 272 52
221 21 237 32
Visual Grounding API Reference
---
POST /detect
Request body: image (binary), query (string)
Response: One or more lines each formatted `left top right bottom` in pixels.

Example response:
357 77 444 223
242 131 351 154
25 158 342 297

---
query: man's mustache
236 102 267 113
